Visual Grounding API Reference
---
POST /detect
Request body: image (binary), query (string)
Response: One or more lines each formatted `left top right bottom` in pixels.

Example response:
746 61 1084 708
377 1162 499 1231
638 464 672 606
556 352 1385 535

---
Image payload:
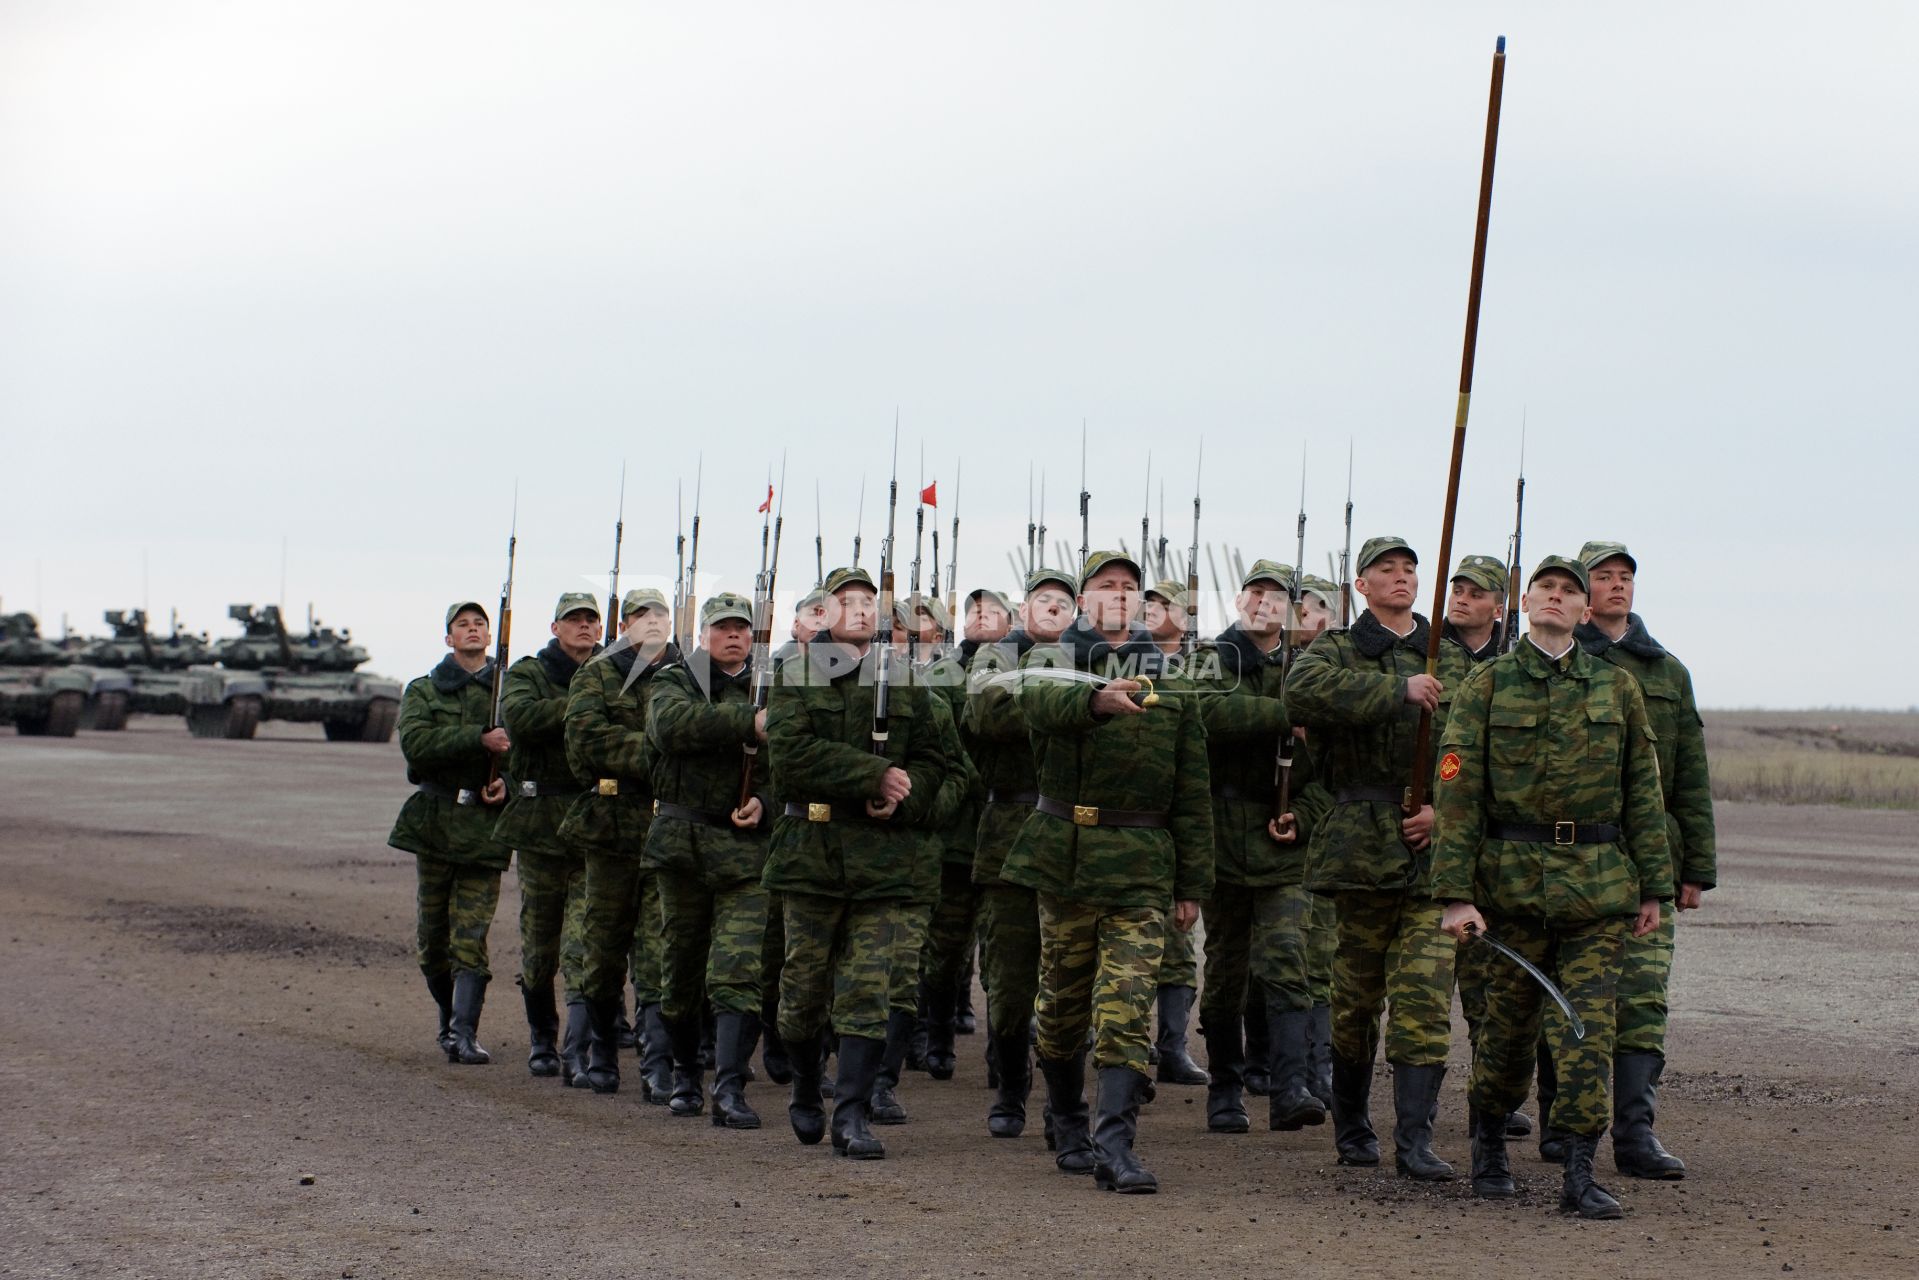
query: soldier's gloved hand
1440 901 1486 940
731 796 764 829
1172 900 1200 932
1402 674 1443 712
1632 899 1661 937
754 708 768 742
1400 803 1434 850
876 766 912 805
1267 814 1298 844
481 777 507 806
481 727 511 754
1091 679 1146 717
1677 883 1704 911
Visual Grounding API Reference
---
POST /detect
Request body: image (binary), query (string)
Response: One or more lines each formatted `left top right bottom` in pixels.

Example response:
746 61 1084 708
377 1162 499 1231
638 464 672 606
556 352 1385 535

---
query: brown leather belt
784 802 836 823
654 801 735 829
416 780 481 807
1487 820 1622 846
1035 794 1169 829
986 789 1039 806
1336 785 1406 806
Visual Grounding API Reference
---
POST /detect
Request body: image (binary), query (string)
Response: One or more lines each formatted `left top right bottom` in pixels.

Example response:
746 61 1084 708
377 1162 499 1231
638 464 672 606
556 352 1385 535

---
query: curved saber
1472 928 1585 1041
973 666 1158 706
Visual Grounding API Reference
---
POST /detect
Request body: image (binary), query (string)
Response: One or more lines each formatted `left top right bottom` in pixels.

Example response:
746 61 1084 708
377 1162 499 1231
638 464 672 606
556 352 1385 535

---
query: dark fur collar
1442 619 1503 663
536 637 597 686
1058 615 1167 675
429 653 491 693
1351 610 1430 660
1576 614 1666 661
1211 623 1282 675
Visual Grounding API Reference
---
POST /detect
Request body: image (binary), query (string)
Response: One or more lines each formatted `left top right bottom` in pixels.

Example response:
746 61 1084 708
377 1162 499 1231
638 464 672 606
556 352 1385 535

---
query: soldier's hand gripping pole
1408 35 1509 815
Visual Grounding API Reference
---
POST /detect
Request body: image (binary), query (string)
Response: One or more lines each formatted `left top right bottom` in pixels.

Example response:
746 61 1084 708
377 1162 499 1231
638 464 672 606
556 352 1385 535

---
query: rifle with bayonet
1339 440 1355 628
944 460 960 646
1274 450 1307 840
872 421 901 758
683 458 703 655
1186 442 1202 652
1501 419 1526 654
1140 453 1153 584
1077 421 1090 573
605 462 625 645
740 457 786 811
486 493 517 792
1024 465 1037 578
814 480 825 587
909 445 927 665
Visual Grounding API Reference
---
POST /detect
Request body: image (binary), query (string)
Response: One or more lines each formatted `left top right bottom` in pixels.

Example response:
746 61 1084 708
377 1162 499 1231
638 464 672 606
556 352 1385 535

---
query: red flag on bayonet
757 485 773 514
919 482 937 508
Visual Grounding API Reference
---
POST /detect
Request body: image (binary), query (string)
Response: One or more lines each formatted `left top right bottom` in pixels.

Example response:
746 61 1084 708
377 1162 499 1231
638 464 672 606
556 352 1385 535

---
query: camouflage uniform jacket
1575 615 1717 889
1443 619 1505 665
494 639 598 857
1196 624 1334 888
760 644 949 902
963 630 1043 886
911 690 975 903
641 652 769 885
999 618 1215 910
925 640 985 868
554 642 680 858
1286 611 1467 895
388 655 509 869
1430 638 1675 922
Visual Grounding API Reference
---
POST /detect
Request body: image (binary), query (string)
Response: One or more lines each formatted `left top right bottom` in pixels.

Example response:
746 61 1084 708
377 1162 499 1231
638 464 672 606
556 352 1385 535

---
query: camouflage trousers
1468 914 1628 1138
629 870 664 1008
415 857 502 980
1034 893 1166 1075
1305 890 1337 1005
1615 902 1675 1055
777 893 909 1043
1158 905 1197 988
921 861 980 1001
515 850 587 1001
1329 889 1454 1068
980 883 1041 1038
887 902 933 1013
1199 883 1316 1032
580 854 642 1005
658 871 762 1019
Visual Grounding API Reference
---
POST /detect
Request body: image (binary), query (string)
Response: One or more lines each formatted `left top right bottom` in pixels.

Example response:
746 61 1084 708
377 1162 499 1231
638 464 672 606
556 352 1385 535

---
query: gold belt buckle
1073 804 1099 827
807 802 832 823
598 778 619 797
1553 820 1575 846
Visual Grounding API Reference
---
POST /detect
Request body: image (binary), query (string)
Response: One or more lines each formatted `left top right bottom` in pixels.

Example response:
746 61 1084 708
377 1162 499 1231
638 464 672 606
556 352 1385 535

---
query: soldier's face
1356 554 1418 610
793 604 828 641
623 607 671 648
1447 581 1501 630
915 612 942 646
1024 587 1074 641
1238 581 1289 636
1587 558 1635 622
1142 597 1184 641
963 599 1010 643
1079 566 1142 633
446 610 490 656
553 609 602 651
831 588 876 643
705 618 753 667
1521 571 1591 631
1292 595 1332 642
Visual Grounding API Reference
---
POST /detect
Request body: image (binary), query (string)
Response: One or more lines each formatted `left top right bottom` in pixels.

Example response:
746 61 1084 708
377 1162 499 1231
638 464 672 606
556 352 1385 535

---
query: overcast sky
2 3 1912 708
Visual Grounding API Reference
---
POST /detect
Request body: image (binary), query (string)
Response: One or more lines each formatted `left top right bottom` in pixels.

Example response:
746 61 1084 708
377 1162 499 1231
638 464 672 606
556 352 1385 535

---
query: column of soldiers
389 531 1713 1220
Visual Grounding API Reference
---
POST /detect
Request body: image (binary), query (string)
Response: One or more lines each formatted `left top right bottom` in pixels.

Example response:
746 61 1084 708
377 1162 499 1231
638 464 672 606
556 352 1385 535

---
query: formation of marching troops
386 534 1714 1221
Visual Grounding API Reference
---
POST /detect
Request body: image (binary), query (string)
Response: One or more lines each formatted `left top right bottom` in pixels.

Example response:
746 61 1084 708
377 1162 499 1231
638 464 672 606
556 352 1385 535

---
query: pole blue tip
1496 35 1506 53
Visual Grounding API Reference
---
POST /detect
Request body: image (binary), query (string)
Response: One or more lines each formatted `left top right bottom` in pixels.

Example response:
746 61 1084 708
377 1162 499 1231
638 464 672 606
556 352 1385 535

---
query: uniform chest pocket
1585 705 1624 768
1488 708 1539 767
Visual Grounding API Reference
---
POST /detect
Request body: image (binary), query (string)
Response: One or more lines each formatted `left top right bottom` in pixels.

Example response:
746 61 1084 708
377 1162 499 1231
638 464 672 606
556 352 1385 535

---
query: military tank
0 612 133 737
210 604 400 742
78 609 241 731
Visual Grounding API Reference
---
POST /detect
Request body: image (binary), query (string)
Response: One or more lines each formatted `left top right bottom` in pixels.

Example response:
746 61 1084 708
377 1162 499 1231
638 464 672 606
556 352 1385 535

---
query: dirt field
3 721 1915 1279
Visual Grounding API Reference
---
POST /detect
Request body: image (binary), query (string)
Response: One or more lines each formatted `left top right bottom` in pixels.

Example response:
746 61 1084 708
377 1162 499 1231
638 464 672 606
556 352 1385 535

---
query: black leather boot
1153 986 1209 1085
560 1000 591 1088
831 1035 887 1159
987 1018 1031 1138
665 1011 706 1117
1505 1108 1535 1137
584 996 622 1094
1330 1053 1380 1166
711 1010 761 1129
1037 1051 1094 1174
924 982 958 1081
426 972 455 1055
1242 992 1271 1097
699 1004 716 1070
1203 1022 1249 1134
1561 1133 1623 1219
985 1027 1000 1089
1093 1066 1158 1193
1469 1106 1517 1198
759 996 793 1085
1536 1038 1569 1162
522 979 560 1077
1306 1003 1334 1109
956 990 977 1035
786 1030 825 1145
638 1003 673 1105
615 998 636 1050
870 1009 913 1125
1613 1051 1686 1179
1266 1003 1329 1130
448 973 492 1065
907 987 930 1073
1391 1063 1454 1180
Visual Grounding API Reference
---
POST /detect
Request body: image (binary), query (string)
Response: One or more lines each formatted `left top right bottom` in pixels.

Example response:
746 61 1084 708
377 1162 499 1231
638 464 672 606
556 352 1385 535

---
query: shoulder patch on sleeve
1439 752 1462 782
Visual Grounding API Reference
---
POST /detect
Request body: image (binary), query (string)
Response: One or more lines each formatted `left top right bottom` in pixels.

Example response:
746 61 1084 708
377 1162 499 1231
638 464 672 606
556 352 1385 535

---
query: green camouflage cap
1300 575 1340 608
823 565 877 595
1079 549 1142 586
1451 554 1508 594
1239 558 1297 590
620 587 668 618
965 586 1013 614
444 600 488 629
1528 554 1590 594
1578 540 1637 573
1145 578 1190 609
1356 535 1418 573
701 591 754 627
553 591 601 622
1024 566 1078 596
795 587 831 613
